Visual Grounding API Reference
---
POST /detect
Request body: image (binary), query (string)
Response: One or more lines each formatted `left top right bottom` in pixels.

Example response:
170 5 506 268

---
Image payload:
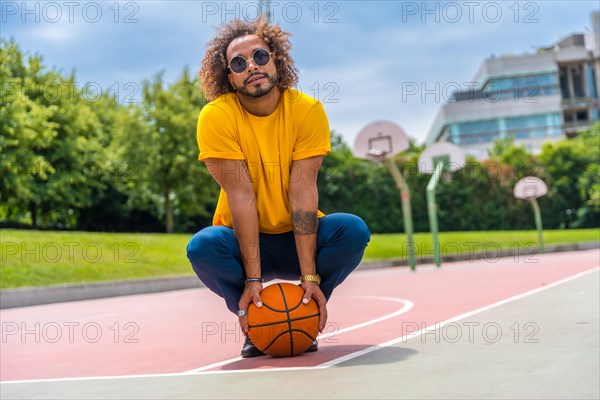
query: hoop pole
530 198 545 253
426 161 444 267
385 158 416 270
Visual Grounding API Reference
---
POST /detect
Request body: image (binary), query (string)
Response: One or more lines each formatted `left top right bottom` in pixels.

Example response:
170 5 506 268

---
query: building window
447 72 559 102
559 67 570 98
448 113 563 145
571 65 584 98
586 62 598 98
576 110 589 122
564 112 574 123
483 72 559 102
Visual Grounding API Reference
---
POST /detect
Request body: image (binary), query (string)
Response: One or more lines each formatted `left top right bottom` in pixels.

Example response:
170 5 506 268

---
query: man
187 18 370 358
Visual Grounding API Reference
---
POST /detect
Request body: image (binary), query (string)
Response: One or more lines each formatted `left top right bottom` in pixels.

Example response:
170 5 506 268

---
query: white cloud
25 24 75 42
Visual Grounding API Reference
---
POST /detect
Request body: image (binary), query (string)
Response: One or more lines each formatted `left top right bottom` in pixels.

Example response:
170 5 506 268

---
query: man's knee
322 213 370 248
345 214 371 247
186 231 207 263
187 226 235 265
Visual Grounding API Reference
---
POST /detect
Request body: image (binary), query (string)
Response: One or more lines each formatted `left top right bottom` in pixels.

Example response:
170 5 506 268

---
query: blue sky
2 1 598 146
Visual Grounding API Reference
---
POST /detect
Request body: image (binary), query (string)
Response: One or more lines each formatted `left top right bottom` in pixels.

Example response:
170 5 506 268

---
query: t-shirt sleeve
292 101 331 160
197 104 245 161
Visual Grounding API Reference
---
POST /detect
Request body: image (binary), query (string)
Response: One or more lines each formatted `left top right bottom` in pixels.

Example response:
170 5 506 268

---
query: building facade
426 11 600 159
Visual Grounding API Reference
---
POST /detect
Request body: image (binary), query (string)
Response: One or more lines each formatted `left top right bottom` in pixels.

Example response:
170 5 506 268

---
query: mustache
244 73 269 85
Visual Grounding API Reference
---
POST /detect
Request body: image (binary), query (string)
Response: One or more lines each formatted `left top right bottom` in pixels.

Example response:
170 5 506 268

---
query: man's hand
301 282 327 332
238 282 263 335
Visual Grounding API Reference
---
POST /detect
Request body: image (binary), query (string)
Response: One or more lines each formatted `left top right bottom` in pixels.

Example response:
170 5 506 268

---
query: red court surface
1 249 599 382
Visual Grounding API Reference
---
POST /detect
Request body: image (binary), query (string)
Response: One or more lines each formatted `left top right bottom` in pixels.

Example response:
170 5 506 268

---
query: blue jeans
186 213 370 314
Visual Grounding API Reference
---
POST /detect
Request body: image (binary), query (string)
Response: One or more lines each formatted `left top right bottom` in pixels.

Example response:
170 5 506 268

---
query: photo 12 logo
1 241 140 264
2 80 140 104
201 1 340 24
400 1 540 24
401 81 541 104
1 1 140 24
2 321 140 344
402 321 540 344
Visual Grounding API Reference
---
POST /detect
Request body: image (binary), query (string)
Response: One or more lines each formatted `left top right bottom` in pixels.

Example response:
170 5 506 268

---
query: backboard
353 121 409 160
514 177 548 199
418 142 466 174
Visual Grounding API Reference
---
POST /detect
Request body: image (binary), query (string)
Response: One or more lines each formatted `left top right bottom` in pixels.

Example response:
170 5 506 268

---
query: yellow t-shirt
197 88 331 234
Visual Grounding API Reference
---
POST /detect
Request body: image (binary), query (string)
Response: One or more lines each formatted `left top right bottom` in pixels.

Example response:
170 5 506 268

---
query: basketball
247 282 320 357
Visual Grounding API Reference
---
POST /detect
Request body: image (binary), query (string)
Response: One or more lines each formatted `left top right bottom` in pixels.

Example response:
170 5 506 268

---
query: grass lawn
365 230 600 260
1 228 598 289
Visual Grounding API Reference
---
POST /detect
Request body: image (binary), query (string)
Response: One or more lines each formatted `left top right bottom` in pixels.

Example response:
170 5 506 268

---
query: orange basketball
248 282 320 357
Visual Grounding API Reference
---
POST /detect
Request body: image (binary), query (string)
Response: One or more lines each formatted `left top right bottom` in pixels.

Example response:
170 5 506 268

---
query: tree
0 39 58 225
435 159 533 231
117 68 218 233
572 123 600 227
539 124 599 228
487 136 540 182
1 39 110 228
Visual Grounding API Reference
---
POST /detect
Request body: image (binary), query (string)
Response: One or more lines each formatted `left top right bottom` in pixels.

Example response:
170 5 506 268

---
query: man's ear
228 73 236 90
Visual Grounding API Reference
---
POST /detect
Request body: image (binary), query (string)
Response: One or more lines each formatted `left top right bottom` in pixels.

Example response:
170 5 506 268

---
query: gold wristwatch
300 274 321 285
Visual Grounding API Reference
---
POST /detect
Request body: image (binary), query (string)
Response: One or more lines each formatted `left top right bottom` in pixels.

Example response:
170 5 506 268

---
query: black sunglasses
227 48 272 74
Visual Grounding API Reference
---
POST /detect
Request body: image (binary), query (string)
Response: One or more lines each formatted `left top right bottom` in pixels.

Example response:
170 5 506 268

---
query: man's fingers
253 288 263 307
315 293 327 332
302 287 313 304
299 283 327 331
310 290 327 332
239 315 249 334
318 301 328 332
239 296 251 311
244 283 262 308
238 283 263 335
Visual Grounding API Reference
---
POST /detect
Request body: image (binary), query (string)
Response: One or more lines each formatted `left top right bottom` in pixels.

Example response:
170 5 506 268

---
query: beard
236 73 279 99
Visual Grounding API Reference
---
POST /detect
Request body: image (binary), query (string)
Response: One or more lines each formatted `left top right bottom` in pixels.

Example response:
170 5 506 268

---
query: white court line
181 356 243 374
318 296 413 341
2 266 597 385
318 266 600 367
183 296 413 373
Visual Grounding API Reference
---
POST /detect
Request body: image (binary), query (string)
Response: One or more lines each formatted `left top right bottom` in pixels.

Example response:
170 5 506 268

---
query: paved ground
1 249 599 399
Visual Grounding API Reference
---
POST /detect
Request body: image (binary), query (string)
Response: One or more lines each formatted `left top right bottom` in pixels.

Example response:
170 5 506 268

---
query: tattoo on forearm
292 211 318 235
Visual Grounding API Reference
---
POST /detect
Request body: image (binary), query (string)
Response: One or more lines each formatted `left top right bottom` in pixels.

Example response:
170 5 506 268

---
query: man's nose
246 58 259 72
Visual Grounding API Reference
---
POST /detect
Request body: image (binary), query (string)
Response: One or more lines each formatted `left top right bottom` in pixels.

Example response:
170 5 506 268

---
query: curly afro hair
199 18 299 101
